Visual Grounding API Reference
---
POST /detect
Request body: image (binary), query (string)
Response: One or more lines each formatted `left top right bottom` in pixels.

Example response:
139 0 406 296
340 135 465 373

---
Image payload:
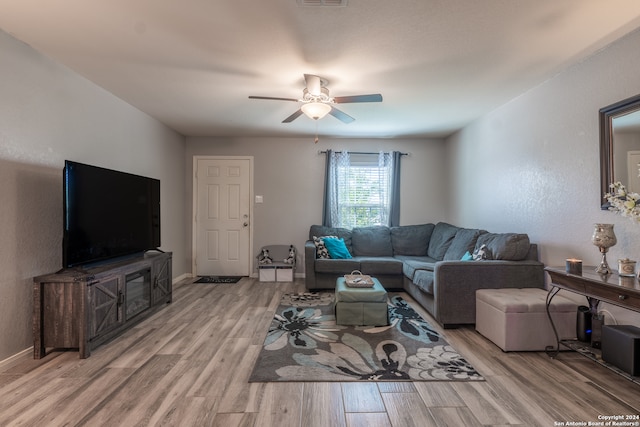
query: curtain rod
317 150 409 156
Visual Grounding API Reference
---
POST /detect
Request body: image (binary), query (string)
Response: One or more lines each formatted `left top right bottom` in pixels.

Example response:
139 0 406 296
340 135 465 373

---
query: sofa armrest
305 240 317 288
433 260 545 325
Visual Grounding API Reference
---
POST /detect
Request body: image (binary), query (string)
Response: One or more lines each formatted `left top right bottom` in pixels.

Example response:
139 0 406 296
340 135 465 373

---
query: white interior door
194 157 252 276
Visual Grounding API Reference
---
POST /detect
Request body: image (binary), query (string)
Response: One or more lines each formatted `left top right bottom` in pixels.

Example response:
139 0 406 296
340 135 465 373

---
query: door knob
243 222 249 227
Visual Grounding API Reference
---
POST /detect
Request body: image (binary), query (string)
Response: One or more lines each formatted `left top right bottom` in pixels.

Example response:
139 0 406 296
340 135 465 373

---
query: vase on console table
591 223 617 275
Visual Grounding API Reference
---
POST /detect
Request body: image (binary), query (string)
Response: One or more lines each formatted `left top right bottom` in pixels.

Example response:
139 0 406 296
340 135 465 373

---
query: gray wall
0 30 187 361
185 137 447 275
447 27 640 327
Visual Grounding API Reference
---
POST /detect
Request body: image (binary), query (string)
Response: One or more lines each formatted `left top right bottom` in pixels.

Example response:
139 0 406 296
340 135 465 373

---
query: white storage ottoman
257 244 296 282
476 288 578 352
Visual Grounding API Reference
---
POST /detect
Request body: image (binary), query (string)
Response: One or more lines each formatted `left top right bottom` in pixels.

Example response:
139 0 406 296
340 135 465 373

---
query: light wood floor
1 277 639 427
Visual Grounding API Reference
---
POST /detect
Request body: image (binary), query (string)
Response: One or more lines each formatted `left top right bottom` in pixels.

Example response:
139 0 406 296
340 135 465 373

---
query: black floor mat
194 276 243 284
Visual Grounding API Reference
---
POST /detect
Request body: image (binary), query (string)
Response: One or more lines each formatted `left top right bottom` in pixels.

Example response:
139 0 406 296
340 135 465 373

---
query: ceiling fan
249 74 382 123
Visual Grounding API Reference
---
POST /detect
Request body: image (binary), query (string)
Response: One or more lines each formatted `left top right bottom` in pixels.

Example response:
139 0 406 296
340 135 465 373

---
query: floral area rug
248 292 484 382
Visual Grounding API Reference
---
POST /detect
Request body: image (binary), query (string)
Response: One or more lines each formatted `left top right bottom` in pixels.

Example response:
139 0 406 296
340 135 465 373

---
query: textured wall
185 137 448 275
0 30 186 361
447 28 640 326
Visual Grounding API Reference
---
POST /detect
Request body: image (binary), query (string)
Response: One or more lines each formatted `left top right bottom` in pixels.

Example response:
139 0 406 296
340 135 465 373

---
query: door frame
192 155 254 277
627 150 640 194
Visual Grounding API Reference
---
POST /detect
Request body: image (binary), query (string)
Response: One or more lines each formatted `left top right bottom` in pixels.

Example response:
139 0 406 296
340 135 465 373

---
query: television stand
33 251 172 359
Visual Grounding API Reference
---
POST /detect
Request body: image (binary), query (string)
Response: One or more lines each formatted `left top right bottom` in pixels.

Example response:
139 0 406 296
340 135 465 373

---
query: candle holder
565 259 582 275
618 258 636 277
591 223 617 274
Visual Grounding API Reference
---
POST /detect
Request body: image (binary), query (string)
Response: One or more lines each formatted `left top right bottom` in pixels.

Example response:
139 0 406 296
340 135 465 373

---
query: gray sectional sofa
304 222 544 328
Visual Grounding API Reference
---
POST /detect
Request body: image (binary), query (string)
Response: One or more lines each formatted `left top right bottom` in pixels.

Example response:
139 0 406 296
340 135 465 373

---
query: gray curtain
322 149 349 227
389 150 402 227
322 149 333 226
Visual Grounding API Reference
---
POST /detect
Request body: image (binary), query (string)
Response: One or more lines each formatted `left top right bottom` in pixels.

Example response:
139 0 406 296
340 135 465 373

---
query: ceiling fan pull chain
314 120 319 144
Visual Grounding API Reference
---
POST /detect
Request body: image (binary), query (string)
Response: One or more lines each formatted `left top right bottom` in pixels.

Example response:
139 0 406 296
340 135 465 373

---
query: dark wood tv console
33 251 172 359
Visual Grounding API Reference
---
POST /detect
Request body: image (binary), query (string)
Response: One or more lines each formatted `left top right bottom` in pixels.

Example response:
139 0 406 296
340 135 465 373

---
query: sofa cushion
401 258 437 280
412 270 435 295
475 233 531 261
390 223 435 256
315 258 361 274
427 222 460 260
323 237 352 259
351 226 393 257
357 257 404 275
310 225 353 254
443 228 486 261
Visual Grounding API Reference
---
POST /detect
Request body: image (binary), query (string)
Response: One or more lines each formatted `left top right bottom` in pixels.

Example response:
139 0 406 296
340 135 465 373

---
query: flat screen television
63 160 161 268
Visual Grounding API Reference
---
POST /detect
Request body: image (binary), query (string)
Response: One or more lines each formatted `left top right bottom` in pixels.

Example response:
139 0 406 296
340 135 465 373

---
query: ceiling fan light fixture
301 102 331 120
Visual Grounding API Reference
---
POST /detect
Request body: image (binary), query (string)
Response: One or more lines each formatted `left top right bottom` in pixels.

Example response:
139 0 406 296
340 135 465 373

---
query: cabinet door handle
117 291 125 306
618 294 628 301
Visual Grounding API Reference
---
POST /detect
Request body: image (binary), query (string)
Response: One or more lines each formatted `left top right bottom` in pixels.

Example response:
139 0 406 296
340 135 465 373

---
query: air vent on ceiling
297 0 348 7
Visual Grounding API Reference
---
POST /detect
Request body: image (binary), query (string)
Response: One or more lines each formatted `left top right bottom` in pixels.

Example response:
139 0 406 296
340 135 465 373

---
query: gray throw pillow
390 223 435 256
475 233 530 260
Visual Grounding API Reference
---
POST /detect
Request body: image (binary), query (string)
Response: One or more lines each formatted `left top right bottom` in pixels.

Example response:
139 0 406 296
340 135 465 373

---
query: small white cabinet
257 245 296 282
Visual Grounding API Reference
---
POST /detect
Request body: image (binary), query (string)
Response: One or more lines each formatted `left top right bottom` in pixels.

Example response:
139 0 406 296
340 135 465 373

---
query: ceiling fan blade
282 109 304 123
329 106 355 123
249 96 299 102
304 74 322 96
333 94 383 104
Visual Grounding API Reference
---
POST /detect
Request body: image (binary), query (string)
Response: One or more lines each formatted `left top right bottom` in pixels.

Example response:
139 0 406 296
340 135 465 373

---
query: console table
545 266 640 383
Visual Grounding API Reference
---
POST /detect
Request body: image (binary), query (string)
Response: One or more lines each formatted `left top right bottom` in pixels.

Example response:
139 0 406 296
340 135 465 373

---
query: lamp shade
301 102 331 120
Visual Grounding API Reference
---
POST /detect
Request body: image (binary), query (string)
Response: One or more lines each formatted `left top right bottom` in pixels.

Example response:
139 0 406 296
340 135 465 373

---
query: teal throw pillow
461 251 473 261
323 237 352 259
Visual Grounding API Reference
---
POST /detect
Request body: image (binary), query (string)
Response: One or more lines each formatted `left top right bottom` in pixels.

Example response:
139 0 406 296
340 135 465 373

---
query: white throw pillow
313 235 336 259
472 244 492 260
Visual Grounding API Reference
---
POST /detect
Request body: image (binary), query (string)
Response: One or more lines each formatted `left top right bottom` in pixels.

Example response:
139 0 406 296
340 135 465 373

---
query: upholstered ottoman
476 288 578 351
335 277 389 326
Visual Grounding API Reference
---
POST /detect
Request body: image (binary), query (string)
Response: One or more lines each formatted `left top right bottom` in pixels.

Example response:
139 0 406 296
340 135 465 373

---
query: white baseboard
172 273 192 288
249 273 305 278
0 347 32 370
188 273 305 279
173 273 191 283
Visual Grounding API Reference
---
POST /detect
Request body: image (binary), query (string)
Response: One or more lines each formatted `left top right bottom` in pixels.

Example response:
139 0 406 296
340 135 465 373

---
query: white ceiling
2 0 640 138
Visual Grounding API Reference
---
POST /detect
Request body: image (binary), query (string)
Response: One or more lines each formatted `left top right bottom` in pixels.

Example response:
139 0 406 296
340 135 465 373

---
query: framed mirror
599 94 640 209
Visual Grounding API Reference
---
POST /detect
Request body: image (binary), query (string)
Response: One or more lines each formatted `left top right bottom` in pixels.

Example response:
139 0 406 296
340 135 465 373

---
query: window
327 151 396 229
